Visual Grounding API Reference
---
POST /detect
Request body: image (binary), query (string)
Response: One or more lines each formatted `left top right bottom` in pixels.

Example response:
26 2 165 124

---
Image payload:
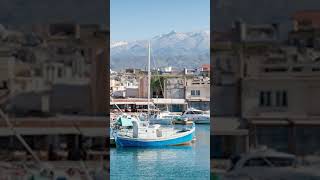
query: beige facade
185 78 210 100
242 44 320 154
212 18 320 156
185 77 210 110
243 78 320 118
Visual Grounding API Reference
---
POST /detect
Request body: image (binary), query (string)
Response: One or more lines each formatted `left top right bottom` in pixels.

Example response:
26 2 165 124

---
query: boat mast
147 41 151 120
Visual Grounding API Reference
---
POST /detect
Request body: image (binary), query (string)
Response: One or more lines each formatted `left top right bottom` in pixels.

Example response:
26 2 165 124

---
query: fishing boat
115 118 195 147
113 42 195 147
181 108 210 124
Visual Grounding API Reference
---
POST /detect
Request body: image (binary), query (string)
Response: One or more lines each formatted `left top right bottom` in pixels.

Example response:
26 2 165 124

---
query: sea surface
110 124 210 180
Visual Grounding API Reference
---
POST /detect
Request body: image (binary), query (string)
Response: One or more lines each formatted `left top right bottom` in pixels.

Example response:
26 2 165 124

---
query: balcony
186 95 210 101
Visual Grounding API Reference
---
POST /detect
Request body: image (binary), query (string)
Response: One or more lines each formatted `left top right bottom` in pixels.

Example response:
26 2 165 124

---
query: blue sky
111 0 210 41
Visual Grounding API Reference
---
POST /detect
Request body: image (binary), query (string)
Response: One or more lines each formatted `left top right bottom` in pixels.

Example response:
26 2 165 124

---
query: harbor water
111 124 210 180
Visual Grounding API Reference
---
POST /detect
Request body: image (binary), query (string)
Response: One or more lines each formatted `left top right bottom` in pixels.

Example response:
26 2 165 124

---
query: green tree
151 76 165 98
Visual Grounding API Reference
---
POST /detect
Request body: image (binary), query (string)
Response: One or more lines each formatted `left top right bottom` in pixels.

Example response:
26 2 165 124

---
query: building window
191 90 200 96
276 91 281 106
58 68 63 78
259 91 272 107
1 81 7 89
276 90 287 107
266 91 272 106
260 90 287 107
259 91 264 106
292 67 303 72
282 91 287 107
264 67 287 73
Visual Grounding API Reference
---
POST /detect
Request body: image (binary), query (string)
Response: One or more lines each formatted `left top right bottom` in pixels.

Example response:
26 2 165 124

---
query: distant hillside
111 30 210 70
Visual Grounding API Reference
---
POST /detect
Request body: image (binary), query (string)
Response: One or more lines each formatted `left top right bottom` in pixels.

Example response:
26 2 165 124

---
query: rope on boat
0 109 41 164
69 116 94 180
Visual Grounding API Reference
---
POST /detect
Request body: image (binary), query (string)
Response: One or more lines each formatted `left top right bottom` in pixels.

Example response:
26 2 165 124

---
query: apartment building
213 12 320 157
163 77 185 99
4 23 108 116
185 77 210 111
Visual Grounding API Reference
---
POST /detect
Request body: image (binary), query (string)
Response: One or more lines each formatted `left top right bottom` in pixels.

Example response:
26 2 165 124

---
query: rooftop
292 10 320 29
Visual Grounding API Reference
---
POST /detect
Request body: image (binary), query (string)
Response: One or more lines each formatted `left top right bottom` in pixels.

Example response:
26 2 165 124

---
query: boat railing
117 128 131 137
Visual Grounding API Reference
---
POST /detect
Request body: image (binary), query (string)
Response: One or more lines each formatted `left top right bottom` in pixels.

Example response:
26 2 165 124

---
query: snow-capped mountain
111 41 128 48
111 30 209 70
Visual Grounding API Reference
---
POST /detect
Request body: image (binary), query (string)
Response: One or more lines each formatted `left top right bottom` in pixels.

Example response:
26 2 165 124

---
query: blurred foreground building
212 11 320 158
0 23 109 163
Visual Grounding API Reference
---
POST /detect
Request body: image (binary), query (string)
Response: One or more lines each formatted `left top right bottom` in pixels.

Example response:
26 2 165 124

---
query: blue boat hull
115 130 195 147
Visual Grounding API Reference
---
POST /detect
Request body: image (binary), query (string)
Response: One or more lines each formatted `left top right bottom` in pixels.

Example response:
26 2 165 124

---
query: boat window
265 157 295 167
193 111 203 114
244 158 269 167
186 111 193 114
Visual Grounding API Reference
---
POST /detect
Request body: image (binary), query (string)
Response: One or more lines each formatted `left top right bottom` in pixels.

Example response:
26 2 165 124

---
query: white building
185 77 210 110
164 77 185 99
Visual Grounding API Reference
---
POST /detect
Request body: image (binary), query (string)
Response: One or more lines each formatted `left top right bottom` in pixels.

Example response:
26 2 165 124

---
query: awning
110 102 135 105
0 127 110 136
211 117 248 136
249 120 290 125
110 101 153 105
0 128 79 136
290 120 320 125
186 98 210 102
134 102 154 105
17 128 80 135
80 128 107 137
212 130 248 136
152 98 187 105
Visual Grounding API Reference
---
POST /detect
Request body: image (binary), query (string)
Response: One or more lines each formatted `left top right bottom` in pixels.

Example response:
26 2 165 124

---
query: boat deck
116 126 194 140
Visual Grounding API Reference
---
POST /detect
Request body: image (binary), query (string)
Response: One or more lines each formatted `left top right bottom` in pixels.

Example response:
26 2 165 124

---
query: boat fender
132 120 139 138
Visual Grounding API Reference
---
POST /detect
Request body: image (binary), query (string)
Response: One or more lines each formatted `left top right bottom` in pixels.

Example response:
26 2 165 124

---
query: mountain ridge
111 30 210 70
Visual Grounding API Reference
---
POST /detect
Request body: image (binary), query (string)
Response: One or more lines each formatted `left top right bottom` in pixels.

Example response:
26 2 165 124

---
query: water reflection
116 146 192 160
111 125 210 180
